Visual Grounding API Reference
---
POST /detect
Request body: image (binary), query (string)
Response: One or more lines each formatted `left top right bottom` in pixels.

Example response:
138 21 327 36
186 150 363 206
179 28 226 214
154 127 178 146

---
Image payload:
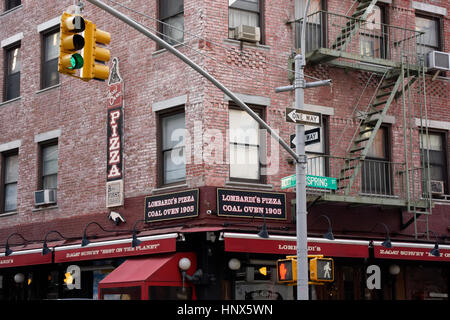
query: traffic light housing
276 258 297 284
58 12 86 75
309 257 334 282
82 20 111 81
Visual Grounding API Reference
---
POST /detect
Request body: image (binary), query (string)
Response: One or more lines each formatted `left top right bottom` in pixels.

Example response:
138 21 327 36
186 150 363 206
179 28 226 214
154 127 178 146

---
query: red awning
99 252 196 288
0 247 53 269
54 233 178 263
223 232 369 258
373 240 450 262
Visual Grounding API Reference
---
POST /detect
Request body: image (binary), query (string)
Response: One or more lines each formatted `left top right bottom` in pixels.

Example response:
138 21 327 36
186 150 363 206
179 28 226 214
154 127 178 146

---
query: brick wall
0 0 448 241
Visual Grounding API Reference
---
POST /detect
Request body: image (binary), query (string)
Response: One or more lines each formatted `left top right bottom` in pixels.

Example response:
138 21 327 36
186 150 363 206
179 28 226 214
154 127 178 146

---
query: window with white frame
160 109 186 185
228 107 264 182
41 142 58 190
415 14 441 56
41 28 60 89
1 150 18 213
228 0 262 41
4 43 20 101
159 0 184 46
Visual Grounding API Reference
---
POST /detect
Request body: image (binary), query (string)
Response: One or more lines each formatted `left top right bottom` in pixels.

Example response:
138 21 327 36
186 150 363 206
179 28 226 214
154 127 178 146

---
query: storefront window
101 286 141 300
149 286 192 300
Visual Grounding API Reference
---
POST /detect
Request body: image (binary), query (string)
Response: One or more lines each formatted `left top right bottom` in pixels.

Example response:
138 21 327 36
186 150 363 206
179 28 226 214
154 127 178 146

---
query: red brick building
0 0 448 300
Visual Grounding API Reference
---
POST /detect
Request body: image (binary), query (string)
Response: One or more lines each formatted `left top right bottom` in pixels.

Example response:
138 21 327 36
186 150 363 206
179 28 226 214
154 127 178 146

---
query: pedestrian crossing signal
309 257 334 282
277 258 297 284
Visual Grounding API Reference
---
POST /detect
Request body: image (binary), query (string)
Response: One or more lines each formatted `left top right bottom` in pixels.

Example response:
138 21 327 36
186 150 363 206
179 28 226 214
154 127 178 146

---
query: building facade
0 0 448 300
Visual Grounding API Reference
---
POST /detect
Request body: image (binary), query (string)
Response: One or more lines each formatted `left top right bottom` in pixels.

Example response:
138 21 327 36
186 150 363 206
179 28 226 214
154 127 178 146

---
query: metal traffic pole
276 0 331 300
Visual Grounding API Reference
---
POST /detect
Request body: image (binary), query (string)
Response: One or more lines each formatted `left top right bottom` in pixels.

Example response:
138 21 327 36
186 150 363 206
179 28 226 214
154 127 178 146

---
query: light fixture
319 215 335 240
131 219 146 248
42 230 67 255
389 264 400 276
257 213 269 239
81 221 117 247
4 233 28 256
228 258 241 271
178 257 191 291
429 231 440 257
372 222 392 248
14 273 25 284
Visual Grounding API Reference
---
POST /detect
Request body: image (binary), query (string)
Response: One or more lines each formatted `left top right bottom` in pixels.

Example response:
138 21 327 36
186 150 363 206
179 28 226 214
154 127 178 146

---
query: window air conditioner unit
35 189 57 206
426 51 450 71
429 180 444 195
234 25 261 43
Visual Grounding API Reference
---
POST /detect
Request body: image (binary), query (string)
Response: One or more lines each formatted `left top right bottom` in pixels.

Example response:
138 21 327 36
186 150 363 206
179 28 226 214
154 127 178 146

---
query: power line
105 0 323 81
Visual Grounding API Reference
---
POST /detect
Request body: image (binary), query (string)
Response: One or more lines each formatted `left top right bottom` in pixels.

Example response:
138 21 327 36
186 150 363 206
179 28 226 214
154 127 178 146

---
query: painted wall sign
217 189 286 220
145 189 199 223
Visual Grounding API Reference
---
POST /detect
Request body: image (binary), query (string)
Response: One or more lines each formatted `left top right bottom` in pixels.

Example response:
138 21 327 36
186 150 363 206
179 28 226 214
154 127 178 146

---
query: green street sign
281 174 337 190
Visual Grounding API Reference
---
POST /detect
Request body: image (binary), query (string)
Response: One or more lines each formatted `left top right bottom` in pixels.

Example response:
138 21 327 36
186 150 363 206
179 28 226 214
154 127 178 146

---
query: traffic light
309 257 334 282
82 20 111 81
58 12 86 75
276 258 297 284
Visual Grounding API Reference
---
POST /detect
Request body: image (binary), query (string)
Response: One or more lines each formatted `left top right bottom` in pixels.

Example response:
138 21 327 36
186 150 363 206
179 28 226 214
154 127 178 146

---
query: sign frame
286 108 322 126
145 189 199 223
217 188 287 220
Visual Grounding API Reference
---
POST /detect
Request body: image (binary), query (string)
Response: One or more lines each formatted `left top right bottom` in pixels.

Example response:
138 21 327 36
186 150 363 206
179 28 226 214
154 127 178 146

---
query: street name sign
281 174 337 190
286 108 321 126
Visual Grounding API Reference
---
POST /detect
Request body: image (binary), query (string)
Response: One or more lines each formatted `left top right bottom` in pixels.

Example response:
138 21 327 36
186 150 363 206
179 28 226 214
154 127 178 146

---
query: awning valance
223 232 369 258
54 233 178 263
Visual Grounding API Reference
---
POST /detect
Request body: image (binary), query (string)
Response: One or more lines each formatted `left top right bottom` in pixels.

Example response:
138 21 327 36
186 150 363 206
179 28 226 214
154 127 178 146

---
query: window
40 142 58 190
415 15 440 56
159 0 184 46
42 29 60 89
295 0 323 52
229 107 263 182
420 131 448 194
1 151 18 213
4 43 20 101
305 118 327 177
159 110 186 185
229 0 263 42
5 0 21 11
361 126 391 195
360 5 387 59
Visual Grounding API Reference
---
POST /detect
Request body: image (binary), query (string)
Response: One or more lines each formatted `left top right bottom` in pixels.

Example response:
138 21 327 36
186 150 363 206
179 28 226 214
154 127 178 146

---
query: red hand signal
279 263 287 280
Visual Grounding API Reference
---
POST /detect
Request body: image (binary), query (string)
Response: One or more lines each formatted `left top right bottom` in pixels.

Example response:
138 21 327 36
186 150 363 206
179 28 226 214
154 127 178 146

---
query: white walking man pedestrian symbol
323 261 331 279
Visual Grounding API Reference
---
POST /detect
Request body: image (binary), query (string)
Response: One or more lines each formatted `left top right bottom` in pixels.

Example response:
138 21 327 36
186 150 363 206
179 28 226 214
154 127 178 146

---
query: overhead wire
105 0 324 82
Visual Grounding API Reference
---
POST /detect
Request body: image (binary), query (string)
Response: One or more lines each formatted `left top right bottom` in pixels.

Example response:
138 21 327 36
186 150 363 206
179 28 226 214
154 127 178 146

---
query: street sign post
281 174 337 190
286 108 321 126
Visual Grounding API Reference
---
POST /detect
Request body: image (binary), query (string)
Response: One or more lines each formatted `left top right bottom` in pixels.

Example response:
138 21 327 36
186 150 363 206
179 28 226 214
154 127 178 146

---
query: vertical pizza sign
106 57 124 207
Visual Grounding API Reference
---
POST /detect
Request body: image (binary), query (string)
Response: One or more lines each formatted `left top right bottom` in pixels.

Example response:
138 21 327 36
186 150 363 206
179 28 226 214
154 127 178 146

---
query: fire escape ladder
330 0 378 51
337 70 404 195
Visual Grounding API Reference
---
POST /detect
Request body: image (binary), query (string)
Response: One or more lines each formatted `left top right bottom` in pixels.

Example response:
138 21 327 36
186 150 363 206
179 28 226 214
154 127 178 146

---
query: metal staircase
337 70 405 194
331 0 378 51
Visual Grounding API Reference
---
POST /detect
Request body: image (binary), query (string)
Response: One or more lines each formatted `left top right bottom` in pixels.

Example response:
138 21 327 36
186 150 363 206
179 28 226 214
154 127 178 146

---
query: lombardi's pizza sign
106 58 124 207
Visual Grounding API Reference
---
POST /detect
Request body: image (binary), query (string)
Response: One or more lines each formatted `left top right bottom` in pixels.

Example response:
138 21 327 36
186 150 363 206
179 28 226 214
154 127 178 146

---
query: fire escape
292 0 433 239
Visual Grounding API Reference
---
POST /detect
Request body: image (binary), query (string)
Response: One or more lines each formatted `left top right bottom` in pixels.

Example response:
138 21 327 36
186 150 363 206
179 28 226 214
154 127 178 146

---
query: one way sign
286 108 321 126
290 127 321 148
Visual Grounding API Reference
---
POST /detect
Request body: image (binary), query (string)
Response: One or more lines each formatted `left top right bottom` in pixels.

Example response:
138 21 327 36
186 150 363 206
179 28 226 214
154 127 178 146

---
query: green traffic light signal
69 53 84 69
